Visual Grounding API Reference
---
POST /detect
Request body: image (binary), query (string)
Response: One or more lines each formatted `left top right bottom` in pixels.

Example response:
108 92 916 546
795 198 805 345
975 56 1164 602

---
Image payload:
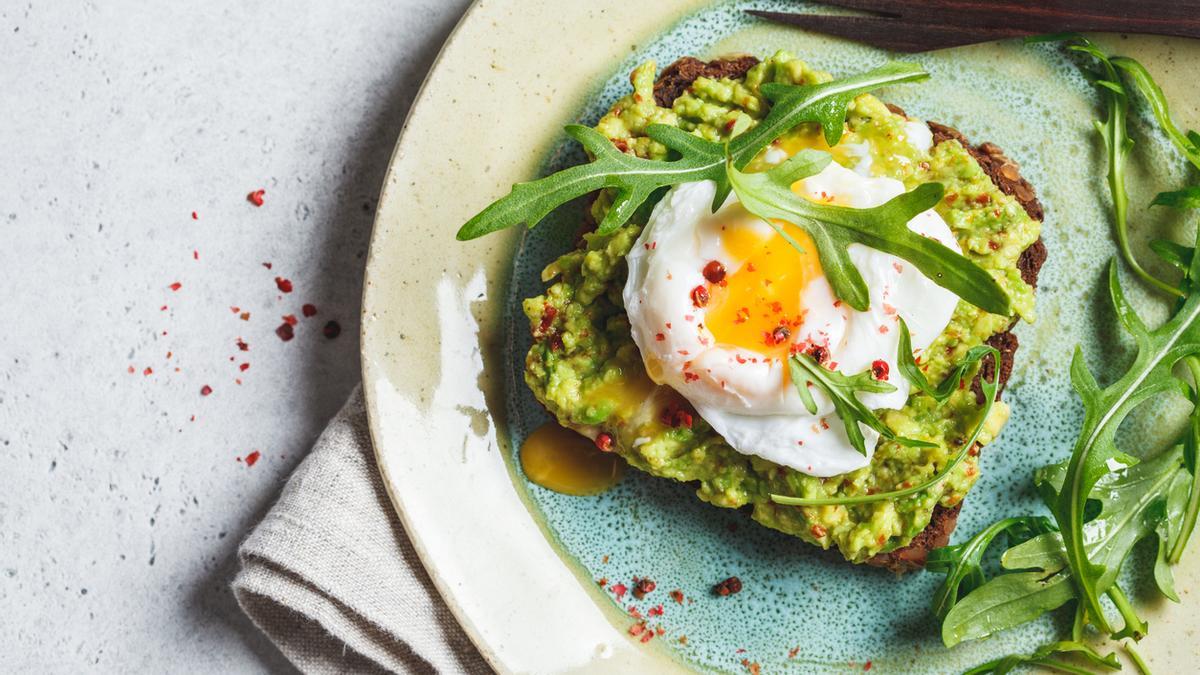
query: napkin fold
233 387 492 674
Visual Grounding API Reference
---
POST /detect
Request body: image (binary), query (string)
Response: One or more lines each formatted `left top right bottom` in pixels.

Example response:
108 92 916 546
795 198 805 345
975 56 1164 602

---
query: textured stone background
0 1 471 670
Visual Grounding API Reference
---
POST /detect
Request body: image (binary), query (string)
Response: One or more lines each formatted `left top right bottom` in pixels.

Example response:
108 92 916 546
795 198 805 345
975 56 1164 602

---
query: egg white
623 160 961 477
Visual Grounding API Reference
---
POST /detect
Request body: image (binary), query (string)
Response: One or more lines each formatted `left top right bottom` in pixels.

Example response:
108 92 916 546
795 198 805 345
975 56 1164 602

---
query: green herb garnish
726 154 1011 314
926 516 1056 621
786 352 910 457
456 62 928 241
770 344 999 507
961 640 1120 675
896 317 998 403
933 37 1200 672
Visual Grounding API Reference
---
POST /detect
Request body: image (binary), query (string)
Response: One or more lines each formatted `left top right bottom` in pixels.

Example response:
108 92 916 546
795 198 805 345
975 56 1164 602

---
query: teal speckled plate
363 1 1200 672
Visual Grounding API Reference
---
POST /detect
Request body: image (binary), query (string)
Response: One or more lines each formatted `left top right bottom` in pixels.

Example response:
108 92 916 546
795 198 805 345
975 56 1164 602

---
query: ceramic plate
362 1 1200 671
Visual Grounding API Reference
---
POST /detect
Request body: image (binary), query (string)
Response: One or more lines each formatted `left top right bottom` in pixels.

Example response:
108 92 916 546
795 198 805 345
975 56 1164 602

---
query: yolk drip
706 217 824 359
520 422 625 496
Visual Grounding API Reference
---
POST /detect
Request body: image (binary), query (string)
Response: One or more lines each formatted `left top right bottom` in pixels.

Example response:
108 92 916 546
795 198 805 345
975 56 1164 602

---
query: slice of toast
653 57 1047 571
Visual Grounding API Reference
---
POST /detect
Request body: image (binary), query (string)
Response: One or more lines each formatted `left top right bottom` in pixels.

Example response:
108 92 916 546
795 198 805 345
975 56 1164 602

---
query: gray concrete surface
0 1 473 670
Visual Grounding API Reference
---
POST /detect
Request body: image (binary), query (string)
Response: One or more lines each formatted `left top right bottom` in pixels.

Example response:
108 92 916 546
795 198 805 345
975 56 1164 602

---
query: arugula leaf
1151 186 1200 211
926 516 1055 621
1168 357 1200 563
1046 257 1200 634
896 318 998 403
1111 56 1200 173
1149 238 1194 273
727 158 1012 315
1055 34 1185 299
786 352 905 457
961 640 1120 675
771 345 1000 507
942 445 1188 645
456 62 928 240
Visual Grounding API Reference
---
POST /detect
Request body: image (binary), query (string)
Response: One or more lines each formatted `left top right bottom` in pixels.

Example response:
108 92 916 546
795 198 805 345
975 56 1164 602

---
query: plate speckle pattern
501 2 1195 671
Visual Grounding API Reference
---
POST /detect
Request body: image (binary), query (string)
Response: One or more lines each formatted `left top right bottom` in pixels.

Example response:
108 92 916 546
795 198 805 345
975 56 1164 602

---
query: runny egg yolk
706 214 824 360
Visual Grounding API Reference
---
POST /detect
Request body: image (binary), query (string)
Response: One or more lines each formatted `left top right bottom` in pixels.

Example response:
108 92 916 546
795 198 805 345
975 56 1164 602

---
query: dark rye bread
653 57 1047 571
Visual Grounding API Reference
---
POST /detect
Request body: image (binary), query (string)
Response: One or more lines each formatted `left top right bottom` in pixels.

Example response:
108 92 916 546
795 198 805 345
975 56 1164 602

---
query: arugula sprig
896 318 999 403
931 38 1200 669
456 62 928 241
771 344 1000 507
939 445 1189 646
1027 34 1185 299
961 640 1120 675
727 154 1012 315
926 516 1056 621
786 352 927 457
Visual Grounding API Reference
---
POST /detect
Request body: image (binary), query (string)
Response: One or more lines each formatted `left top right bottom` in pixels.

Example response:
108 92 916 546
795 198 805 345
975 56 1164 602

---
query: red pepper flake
646 604 664 617
192 250 199 261
740 659 760 675
323 320 342 340
628 623 645 636
536 304 557 336
247 189 265 206
703 260 727 284
767 325 791 346
235 378 242 385
602 555 609 564
160 305 168 311
679 636 688 645
262 262 273 270
690 285 709 308
594 432 614 452
878 325 889 334
640 629 654 644
660 402 694 429
655 626 665 637
864 661 873 671
191 211 198 220
275 323 295 342
669 589 684 604
633 577 656 599
282 314 298 326
683 372 699 383
127 365 135 374
236 338 249 351
240 312 250 321
302 303 318 317
988 240 1000 251
143 367 153 376
973 193 991 205
713 576 743 596
611 583 628 599
274 277 293 293
245 450 261 467
597 577 608 587
230 306 240 314
655 332 665 342
200 385 213 397
239 363 250 372
810 523 828 538
788 647 801 659
169 282 182 291
871 359 889 381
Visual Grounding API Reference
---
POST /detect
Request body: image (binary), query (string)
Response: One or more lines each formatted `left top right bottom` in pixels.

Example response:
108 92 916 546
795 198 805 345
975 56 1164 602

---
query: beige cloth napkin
232 387 493 674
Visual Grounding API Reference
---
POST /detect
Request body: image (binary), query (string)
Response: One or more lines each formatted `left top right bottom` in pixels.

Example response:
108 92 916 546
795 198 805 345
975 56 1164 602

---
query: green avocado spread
522 51 1039 562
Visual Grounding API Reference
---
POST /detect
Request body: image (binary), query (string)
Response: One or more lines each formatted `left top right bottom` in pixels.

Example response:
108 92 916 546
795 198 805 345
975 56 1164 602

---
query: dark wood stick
748 1 1200 52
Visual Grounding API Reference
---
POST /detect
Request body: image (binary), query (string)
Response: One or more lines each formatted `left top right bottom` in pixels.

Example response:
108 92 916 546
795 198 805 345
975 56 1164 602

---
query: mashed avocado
522 51 1039 562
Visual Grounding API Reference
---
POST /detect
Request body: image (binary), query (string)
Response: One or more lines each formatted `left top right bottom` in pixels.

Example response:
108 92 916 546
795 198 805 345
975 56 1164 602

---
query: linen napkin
232 387 492 674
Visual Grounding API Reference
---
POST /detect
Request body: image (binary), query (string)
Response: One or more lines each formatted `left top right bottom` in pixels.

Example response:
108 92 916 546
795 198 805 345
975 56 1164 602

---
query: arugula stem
1169 356 1200 562
1125 640 1153 675
1106 585 1147 641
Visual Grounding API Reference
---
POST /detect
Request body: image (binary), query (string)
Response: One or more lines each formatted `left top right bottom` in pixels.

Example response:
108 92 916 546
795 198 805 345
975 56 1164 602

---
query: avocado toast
519 52 1045 567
